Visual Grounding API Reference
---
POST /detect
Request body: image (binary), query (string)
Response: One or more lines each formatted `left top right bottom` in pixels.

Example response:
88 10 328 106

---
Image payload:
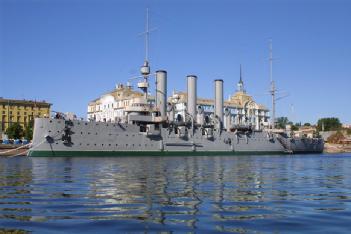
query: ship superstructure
28 68 324 156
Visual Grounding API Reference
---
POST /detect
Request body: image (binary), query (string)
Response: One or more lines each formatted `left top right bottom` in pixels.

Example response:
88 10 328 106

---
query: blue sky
1 0 350 124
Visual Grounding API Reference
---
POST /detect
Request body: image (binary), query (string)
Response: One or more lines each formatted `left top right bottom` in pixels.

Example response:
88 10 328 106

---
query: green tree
317 118 341 131
276 117 289 129
5 123 24 139
304 122 311 126
24 120 34 140
291 125 299 131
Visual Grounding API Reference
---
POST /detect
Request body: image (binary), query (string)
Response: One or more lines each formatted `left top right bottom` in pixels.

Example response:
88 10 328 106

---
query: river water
1 154 351 233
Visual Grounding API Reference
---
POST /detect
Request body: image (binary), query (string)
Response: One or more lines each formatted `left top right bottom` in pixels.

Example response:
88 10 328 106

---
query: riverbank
0 144 29 157
324 143 351 154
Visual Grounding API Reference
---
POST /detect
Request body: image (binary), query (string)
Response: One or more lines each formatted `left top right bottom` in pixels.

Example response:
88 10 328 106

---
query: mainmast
269 39 276 129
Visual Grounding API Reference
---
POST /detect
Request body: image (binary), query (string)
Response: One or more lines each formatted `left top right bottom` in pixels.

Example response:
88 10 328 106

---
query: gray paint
214 79 224 122
187 75 197 120
156 70 167 118
29 118 324 156
224 108 231 131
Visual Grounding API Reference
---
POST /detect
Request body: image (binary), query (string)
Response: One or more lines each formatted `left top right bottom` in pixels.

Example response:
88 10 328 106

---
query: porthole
88 132 90 135
81 132 83 134
49 120 52 123
94 144 96 146
85 123 88 125
109 144 111 146
102 144 104 146
87 144 90 146
48 130 51 133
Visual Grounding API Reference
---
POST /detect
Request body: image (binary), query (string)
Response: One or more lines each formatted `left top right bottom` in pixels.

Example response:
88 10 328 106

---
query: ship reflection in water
1 154 351 233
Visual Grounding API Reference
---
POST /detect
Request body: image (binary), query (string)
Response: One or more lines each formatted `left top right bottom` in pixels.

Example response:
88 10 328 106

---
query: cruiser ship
28 65 324 156
28 11 324 157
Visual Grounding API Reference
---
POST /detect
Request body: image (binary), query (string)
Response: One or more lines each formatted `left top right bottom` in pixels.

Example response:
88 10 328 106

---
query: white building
87 84 154 123
88 75 269 130
168 75 270 130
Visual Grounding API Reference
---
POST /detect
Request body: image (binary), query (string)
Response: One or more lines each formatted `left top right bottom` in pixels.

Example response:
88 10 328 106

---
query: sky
0 0 350 124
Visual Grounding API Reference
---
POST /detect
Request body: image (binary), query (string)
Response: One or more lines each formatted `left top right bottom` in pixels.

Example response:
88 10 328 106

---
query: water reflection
0 154 351 233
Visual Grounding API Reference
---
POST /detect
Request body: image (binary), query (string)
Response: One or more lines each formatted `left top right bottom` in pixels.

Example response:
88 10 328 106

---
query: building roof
0 98 51 106
88 84 155 105
169 91 268 111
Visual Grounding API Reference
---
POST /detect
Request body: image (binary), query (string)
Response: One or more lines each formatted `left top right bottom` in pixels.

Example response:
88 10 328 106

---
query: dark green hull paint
28 150 289 157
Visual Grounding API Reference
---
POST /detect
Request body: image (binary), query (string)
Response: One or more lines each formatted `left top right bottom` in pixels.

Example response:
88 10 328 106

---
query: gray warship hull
28 118 324 157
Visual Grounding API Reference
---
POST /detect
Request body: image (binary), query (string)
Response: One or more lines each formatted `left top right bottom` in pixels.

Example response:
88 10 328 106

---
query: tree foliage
276 117 289 129
291 125 299 131
5 123 24 139
24 120 34 140
317 118 341 131
276 117 300 131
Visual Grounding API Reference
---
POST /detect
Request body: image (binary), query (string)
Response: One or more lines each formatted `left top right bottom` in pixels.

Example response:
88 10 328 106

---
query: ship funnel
187 75 197 119
214 79 224 122
156 70 167 118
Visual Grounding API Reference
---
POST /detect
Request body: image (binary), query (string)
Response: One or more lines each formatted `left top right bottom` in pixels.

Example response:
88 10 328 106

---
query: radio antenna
269 39 276 129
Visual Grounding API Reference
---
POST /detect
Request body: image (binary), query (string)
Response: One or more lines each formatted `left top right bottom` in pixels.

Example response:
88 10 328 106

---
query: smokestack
187 75 197 118
214 79 224 122
156 70 167 118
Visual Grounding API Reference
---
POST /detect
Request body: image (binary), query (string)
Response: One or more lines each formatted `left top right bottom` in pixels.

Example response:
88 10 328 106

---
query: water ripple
0 154 351 233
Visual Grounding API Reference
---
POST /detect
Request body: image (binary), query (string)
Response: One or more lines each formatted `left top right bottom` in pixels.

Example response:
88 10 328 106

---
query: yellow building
0 98 51 133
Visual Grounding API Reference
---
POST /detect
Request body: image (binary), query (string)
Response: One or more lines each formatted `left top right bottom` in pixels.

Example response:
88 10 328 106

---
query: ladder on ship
277 136 293 154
